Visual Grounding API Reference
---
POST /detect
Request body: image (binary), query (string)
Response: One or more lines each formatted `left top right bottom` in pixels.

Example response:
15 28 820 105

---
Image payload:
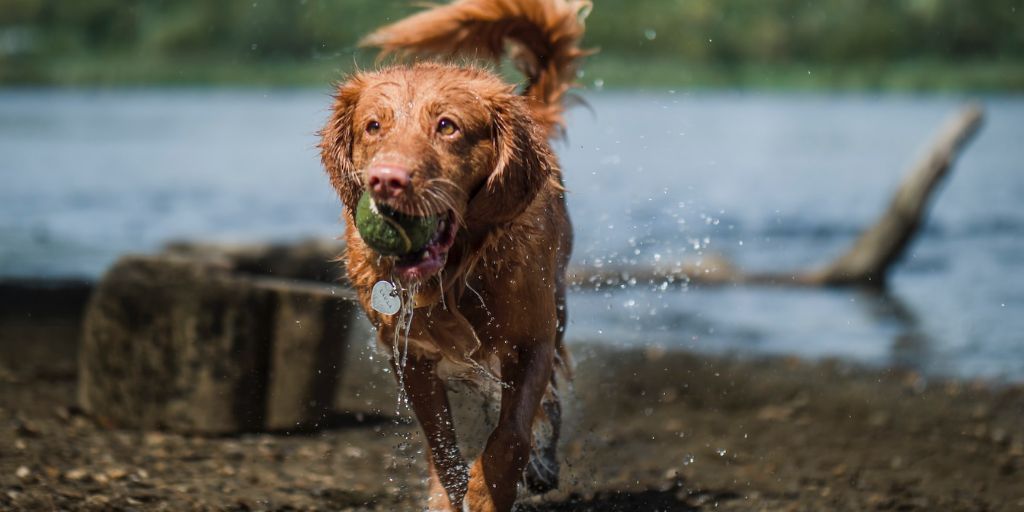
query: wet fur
319 1 589 510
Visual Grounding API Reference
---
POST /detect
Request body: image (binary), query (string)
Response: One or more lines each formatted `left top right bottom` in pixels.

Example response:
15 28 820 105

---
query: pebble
64 468 89 481
15 466 31 480
868 412 890 428
1010 440 1024 457
757 404 794 421
144 432 168 446
85 495 110 506
54 405 72 423
13 418 41 437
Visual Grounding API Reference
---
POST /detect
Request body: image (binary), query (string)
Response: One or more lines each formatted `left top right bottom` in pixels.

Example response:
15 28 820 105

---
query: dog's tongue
394 244 446 282
393 211 458 283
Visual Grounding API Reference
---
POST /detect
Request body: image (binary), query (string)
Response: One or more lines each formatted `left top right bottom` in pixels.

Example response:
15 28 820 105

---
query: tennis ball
354 192 439 256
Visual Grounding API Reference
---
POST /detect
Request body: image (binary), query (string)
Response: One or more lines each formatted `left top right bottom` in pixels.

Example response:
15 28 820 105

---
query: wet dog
319 1 589 510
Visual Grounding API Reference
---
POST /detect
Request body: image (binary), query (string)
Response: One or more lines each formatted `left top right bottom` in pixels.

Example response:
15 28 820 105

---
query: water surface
1 89 1021 380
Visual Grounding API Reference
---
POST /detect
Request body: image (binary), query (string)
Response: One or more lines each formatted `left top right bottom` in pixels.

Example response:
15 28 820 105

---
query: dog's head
320 63 554 282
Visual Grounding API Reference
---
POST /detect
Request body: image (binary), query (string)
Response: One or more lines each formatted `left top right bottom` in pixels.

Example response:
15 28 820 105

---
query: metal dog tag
370 280 402 315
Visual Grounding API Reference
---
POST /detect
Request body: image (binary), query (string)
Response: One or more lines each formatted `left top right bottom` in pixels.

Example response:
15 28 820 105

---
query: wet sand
2 301 1023 511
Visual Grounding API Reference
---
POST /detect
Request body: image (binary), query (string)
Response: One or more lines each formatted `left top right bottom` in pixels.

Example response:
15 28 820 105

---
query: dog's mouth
393 210 458 282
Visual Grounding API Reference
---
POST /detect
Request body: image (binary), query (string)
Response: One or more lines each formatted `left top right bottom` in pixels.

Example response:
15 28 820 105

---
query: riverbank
1 291 1021 511
3 55 1023 92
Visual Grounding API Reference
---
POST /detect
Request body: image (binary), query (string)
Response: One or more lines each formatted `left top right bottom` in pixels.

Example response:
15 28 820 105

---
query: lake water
1 89 1022 381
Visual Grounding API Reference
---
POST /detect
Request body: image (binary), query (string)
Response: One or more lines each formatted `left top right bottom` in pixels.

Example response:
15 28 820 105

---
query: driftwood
78 254 358 434
568 104 985 290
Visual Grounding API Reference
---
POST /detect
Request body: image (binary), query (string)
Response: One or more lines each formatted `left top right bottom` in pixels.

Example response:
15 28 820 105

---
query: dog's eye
436 118 459 137
365 120 381 135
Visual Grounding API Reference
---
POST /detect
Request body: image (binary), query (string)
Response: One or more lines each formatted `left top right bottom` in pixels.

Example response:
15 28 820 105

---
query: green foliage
585 0 1024 63
0 0 1021 89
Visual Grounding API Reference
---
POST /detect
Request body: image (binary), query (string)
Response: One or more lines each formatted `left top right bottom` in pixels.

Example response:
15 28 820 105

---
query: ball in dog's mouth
392 210 457 282
354 192 458 282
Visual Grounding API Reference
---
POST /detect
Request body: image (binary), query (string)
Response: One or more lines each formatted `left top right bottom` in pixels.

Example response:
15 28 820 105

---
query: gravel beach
2 297 1022 511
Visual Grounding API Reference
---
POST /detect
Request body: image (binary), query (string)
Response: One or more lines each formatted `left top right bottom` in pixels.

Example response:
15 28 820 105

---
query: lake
1 89 1022 381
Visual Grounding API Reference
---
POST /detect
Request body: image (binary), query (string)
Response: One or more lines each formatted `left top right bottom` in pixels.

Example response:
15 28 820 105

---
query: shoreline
3 57 1023 92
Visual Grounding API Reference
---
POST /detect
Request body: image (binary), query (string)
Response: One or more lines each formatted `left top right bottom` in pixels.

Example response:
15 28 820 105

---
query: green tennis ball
354 192 439 256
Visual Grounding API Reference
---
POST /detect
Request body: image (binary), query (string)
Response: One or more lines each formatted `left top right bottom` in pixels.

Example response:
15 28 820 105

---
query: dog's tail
361 0 592 136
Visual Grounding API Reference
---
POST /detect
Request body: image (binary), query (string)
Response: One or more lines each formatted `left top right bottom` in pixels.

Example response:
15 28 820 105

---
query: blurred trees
587 0 1023 63
0 0 1021 84
0 0 413 60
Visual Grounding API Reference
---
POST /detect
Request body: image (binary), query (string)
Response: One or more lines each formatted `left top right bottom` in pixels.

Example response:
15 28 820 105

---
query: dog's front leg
394 355 468 511
465 342 554 512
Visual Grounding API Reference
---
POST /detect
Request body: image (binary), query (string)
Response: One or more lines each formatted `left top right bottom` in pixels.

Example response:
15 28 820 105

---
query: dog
319 1 589 510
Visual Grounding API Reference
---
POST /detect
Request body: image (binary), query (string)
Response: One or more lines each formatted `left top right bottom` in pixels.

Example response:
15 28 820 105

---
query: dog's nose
367 165 411 199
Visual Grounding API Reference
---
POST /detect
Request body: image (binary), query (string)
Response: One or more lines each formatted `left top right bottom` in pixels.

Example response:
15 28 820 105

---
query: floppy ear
319 79 364 212
467 95 556 226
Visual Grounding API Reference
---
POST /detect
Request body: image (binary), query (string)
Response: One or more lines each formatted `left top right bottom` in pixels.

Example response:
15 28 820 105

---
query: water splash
390 280 420 412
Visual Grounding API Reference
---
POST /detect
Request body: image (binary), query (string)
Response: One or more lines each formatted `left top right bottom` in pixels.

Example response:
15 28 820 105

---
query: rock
757 404 795 421
868 411 890 428
161 239 345 284
13 417 41 437
261 277 351 431
78 254 358 434
84 495 110 507
64 468 89 481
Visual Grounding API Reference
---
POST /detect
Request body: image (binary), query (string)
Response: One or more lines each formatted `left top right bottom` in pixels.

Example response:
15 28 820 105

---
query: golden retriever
319 1 589 509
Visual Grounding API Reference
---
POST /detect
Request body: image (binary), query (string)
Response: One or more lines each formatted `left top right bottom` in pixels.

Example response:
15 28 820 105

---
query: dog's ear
319 79 364 211
467 95 556 226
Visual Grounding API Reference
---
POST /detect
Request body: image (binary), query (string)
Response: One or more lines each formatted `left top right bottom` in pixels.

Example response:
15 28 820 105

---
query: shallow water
1 89 1021 380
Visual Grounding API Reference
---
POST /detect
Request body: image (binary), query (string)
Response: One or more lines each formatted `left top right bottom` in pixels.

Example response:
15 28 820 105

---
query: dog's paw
523 397 561 495
523 455 559 495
